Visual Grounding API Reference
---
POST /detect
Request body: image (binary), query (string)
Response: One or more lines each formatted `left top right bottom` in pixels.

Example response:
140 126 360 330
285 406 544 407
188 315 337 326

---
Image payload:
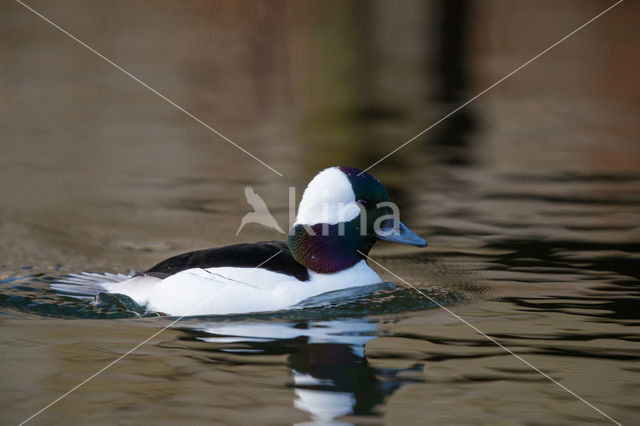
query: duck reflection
178 319 422 425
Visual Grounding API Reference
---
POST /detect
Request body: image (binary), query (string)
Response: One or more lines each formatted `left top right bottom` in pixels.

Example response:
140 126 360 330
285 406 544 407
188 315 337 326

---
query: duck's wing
141 240 310 282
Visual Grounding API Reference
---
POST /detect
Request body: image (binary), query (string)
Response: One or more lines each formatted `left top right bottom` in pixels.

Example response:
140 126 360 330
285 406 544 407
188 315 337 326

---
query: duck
100 166 426 316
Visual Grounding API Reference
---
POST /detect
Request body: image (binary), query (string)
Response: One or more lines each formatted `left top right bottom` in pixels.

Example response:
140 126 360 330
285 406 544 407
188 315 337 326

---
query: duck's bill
375 220 427 247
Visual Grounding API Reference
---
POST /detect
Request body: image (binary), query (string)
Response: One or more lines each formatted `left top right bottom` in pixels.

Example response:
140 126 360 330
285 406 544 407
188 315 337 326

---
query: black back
142 240 310 281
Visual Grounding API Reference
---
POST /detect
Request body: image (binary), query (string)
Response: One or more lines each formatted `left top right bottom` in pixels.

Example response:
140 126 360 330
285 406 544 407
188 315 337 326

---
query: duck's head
288 166 427 273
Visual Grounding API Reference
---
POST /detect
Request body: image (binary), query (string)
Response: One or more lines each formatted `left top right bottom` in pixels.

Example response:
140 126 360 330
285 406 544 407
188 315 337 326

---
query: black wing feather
141 241 309 281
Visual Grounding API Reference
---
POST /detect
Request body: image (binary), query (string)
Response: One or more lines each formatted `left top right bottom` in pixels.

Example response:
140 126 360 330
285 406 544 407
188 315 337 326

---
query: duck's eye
357 199 368 207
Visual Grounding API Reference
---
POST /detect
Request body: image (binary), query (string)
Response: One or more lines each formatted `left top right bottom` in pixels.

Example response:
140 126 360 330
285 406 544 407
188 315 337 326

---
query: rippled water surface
2 1 639 425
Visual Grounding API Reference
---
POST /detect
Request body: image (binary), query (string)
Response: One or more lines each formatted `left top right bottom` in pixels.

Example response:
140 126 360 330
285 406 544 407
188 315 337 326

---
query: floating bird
55 167 427 316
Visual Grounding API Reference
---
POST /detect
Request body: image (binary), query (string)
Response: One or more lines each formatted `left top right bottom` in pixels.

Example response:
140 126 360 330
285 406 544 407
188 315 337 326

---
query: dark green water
1 1 639 425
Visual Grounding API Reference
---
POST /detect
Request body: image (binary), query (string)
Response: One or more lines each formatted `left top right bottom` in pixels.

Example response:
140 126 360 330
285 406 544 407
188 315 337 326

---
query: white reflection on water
188 319 412 425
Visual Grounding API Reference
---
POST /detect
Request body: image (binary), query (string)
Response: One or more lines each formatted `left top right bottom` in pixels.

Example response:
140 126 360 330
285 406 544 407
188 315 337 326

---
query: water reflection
178 319 423 424
429 0 478 166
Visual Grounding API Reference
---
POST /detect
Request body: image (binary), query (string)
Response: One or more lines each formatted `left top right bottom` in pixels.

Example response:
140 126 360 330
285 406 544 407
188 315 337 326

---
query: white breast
103 260 381 316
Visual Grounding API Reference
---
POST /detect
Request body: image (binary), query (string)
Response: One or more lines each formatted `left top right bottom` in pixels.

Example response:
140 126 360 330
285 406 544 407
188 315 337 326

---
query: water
2 0 639 425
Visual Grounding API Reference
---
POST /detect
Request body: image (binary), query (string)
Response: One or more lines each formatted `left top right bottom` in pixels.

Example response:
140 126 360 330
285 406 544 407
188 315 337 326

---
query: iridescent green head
288 166 426 273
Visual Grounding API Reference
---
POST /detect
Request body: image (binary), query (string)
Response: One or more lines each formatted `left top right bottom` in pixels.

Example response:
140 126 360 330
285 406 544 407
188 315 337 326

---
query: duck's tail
51 272 132 299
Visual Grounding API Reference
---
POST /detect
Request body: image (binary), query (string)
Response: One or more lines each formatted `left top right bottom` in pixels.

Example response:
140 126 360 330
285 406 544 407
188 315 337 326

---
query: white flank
100 260 380 316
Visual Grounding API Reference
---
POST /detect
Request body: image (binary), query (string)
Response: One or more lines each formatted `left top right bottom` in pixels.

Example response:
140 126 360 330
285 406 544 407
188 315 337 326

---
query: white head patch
294 167 361 226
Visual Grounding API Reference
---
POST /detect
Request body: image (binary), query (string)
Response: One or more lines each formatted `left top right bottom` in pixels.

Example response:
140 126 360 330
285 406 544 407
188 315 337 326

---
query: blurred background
1 0 639 424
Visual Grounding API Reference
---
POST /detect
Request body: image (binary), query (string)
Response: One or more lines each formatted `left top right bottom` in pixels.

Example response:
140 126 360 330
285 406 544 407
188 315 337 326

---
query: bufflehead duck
101 166 426 316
